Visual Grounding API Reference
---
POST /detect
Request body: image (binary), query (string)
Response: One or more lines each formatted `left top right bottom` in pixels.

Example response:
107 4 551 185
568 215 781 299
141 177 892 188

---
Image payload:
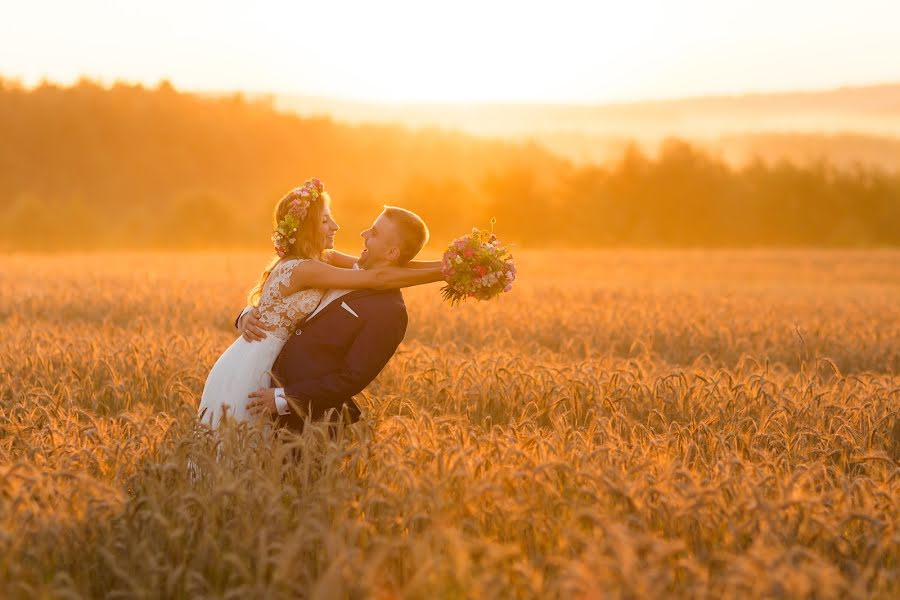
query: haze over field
272 83 900 139
269 83 900 167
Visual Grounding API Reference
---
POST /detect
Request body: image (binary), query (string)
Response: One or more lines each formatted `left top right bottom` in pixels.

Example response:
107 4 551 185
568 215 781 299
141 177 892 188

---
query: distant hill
271 84 900 167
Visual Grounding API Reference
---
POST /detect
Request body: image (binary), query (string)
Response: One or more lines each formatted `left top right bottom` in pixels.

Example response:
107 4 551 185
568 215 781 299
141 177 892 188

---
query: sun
288 2 668 103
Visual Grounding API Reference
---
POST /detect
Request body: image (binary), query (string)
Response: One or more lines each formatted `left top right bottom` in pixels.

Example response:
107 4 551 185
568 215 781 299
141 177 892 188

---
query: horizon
5 71 900 110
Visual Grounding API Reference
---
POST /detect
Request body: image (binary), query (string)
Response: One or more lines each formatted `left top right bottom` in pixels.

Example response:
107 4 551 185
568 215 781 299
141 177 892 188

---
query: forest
1 78 898 250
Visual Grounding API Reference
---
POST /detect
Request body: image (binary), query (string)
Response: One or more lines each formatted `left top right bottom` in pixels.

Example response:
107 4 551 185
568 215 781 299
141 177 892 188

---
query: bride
197 179 443 429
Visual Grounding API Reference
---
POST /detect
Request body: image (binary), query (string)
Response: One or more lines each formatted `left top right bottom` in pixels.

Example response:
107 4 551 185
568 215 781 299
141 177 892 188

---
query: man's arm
236 307 274 342
284 309 407 419
324 250 359 269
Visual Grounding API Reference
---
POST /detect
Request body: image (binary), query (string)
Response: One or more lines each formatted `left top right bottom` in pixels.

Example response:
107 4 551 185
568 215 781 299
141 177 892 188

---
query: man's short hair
383 205 429 265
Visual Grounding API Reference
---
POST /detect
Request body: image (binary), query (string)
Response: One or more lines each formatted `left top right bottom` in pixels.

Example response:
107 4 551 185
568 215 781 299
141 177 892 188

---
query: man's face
358 212 401 269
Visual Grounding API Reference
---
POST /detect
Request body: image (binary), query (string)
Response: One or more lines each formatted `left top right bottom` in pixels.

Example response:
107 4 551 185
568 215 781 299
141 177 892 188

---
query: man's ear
386 246 401 263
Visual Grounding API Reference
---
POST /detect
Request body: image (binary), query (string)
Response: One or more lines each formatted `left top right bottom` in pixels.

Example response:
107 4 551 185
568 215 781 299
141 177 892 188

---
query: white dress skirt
197 334 286 428
196 258 323 429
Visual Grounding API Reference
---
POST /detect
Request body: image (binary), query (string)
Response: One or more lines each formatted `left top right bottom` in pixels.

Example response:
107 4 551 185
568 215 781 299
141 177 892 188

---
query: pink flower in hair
272 178 328 254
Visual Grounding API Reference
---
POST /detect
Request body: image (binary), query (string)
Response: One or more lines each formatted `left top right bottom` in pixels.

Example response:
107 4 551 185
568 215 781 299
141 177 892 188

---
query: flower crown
272 178 326 257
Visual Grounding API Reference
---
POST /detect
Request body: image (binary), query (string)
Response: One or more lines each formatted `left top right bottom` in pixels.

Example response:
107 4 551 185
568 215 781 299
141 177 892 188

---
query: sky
1 0 899 104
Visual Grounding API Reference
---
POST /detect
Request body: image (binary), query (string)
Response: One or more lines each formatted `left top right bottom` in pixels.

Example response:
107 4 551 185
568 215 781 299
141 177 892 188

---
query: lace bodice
256 259 324 341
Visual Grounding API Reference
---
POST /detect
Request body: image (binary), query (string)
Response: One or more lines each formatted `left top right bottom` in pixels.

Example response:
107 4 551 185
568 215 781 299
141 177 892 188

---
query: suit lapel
302 289 390 328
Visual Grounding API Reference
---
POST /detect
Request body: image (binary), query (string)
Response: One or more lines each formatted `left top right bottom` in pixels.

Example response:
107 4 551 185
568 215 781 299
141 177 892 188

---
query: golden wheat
1 250 898 599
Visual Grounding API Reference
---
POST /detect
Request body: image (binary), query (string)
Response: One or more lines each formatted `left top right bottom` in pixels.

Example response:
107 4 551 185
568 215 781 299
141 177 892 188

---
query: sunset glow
3 0 900 597
2 0 899 103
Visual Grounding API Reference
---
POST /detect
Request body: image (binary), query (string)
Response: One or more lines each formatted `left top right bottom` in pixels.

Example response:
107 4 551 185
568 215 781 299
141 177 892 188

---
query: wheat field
1 250 898 599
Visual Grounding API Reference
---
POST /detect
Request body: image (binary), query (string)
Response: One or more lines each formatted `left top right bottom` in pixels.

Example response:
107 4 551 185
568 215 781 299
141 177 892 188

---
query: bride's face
319 207 339 250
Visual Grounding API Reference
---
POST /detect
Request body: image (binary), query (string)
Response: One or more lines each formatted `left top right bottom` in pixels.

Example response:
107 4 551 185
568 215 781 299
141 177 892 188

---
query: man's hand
239 307 273 342
247 388 277 417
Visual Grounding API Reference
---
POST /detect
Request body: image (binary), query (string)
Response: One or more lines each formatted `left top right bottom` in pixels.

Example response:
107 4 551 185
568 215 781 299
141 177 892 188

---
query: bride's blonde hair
248 186 331 306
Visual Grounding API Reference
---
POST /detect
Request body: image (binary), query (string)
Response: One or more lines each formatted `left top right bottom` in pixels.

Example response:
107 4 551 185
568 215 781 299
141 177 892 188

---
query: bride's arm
326 249 442 270
283 260 443 295
406 258 443 269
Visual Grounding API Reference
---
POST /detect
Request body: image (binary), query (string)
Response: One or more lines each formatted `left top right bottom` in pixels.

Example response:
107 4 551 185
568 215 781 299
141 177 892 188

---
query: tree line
1 78 897 250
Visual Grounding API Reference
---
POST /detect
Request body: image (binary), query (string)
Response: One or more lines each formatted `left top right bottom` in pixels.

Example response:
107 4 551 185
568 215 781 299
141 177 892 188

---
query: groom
242 206 434 432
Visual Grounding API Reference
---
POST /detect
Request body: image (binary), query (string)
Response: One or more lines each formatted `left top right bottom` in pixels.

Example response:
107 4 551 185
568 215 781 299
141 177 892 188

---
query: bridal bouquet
441 224 516 305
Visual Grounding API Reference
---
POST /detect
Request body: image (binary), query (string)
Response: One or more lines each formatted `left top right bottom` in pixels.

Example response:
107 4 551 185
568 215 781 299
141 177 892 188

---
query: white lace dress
197 259 323 429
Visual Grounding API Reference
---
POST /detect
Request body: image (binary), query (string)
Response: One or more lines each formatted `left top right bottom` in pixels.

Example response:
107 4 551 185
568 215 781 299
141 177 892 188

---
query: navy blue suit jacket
266 288 408 431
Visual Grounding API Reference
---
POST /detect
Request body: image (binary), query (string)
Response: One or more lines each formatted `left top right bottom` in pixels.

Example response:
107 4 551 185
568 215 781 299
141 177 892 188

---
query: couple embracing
197 179 444 433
